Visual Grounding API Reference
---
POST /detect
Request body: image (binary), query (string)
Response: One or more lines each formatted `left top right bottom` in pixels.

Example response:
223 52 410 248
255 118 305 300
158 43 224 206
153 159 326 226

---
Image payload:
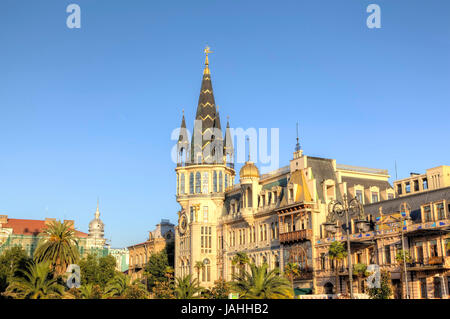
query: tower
175 47 235 286
88 200 106 252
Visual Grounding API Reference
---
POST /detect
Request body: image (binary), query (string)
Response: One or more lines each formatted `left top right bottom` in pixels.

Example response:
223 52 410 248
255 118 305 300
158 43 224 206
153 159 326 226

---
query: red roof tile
1 218 88 238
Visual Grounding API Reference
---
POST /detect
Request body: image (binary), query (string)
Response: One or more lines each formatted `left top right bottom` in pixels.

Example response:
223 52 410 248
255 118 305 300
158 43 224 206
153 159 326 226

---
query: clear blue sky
1 0 449 248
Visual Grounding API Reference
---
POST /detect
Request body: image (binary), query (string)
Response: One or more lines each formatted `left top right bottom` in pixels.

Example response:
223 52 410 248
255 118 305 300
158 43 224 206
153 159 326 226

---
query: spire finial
295 122 301 152
247 137 251 161
203 45 213 75
95 197 100 219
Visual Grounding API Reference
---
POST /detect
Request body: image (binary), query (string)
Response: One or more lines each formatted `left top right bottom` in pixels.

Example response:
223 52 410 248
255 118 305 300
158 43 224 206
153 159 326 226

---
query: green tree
78 254 117 288
232 252 250 276
194 261 205 287
395 249 412 264
0 246 32 296
5 261 65 299
368 270 393 299
284 262 301 289
352 263 369 293
174 274 203 299
231 263 293 299
328 241 347 294
144 250 170 290
207 278 231 299
79 283 103 299
33 220 80 275
104 273 148 299
104 273 130 297
152 271 175 299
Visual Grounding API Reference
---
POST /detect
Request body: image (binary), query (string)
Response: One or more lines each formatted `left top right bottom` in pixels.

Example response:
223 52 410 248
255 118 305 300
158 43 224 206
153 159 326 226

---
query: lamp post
397 202 411 299
323 194 369 299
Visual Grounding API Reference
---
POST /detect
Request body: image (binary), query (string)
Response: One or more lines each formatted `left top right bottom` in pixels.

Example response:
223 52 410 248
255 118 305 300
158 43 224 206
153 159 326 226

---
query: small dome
89 218 104 231
239 161 259 179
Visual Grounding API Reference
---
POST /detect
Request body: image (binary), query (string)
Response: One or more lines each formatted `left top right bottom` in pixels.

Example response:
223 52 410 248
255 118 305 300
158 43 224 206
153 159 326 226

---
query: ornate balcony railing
279 229 312 244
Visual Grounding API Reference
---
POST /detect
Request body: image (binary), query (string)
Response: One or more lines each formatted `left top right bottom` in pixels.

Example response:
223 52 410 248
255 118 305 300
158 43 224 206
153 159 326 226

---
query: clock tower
174 47 235 287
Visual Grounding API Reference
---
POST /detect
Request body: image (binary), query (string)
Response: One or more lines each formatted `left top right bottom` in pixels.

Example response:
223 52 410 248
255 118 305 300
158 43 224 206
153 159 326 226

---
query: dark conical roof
191 47 222 163
178 112 187 143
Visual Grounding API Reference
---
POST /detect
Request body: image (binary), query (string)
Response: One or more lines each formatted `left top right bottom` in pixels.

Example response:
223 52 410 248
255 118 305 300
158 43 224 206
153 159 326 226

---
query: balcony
279 229 312 244
407 256 449 270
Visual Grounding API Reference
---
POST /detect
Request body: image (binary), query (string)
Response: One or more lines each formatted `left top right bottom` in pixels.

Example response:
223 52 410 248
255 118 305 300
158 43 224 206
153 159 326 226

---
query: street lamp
395 202 411 299
323 194 367 299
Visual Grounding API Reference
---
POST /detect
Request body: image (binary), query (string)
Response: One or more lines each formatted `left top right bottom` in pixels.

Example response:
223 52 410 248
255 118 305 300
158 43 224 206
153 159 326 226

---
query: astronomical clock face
179 213 187 235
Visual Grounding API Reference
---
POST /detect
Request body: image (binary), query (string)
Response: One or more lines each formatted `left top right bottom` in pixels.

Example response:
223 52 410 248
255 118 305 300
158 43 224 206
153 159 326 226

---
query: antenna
247 136 251 161
395 161 398 180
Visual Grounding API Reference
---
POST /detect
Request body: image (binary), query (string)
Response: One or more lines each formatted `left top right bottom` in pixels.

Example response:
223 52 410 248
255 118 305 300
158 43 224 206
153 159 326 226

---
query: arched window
202 259 211 282
219 172 223 192
202 172 209 194
262 256 267 265
189 173 194 194
213 171 217 192
180 173 185 194
275 255 280 268
195 172 201 193
225 174 229 190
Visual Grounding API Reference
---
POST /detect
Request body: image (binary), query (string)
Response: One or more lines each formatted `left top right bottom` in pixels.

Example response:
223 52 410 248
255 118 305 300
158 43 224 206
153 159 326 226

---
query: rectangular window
423 178 428 190
423 205 432 222
436 203 445 220
397 184 402 195
384 245 391 264
190 206 195 222
429 240 438 257
416 242 424 261
371 192 379 203
414 180 419 192
420 278 428 299
203 206 208 223
405 182 411 193
356 190 363 204
388 193 394 200
446 239 450 256
180 173 185 194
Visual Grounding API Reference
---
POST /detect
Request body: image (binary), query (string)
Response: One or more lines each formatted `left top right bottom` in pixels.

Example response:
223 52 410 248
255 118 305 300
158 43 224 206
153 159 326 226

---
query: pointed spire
247 137 251 161
224 116 234 164
178 109 188 142
95 198 100 219
295 122 301 152
191 46 221 164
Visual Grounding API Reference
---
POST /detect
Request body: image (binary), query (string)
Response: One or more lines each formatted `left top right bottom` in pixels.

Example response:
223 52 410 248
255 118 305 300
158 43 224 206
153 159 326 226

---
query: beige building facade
174 49 395 290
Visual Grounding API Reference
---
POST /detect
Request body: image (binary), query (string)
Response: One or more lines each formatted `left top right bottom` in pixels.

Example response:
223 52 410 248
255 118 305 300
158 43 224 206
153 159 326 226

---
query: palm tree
232 252 250 276
104 274 130 298
284 262 301 289
174 274 203 299
194 261 205 286
79 283 103 299
33 220 80 275
328 241 347 294
231 262 293 299
5 261 65 299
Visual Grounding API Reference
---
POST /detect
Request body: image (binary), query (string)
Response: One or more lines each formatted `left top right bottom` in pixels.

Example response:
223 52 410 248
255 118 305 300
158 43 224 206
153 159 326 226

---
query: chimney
0 215 8 224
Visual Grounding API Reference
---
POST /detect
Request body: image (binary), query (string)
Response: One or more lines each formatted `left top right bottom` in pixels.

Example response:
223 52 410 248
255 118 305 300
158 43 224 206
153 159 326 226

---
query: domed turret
89 201 104 239
239 161 259 179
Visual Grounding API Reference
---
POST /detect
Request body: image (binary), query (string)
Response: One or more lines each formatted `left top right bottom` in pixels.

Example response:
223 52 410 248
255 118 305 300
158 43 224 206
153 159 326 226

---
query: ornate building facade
174 49 395 290
0 203 107 257
127 219 174 281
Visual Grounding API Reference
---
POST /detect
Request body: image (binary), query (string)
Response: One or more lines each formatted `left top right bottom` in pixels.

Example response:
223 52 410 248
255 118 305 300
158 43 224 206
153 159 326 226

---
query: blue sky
1 0 449 248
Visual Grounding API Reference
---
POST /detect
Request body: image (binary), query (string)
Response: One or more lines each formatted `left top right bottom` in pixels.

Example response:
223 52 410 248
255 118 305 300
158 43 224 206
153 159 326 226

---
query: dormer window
289 189 294 201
